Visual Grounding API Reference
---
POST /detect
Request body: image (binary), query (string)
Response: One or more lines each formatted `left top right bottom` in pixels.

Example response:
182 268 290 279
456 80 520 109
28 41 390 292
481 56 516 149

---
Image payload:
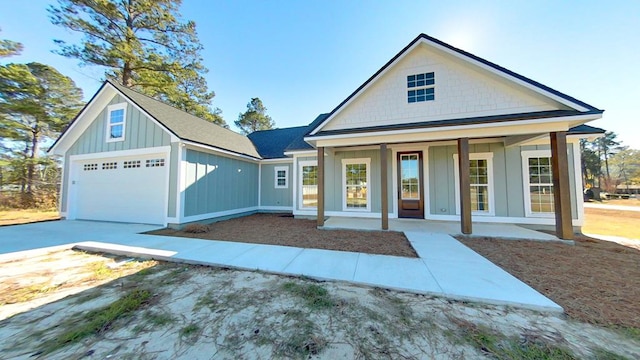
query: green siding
167 142 179 218
183 149 258 217
67 94 170 156
323 149 393 213
260 163 293 207
428 142 578 219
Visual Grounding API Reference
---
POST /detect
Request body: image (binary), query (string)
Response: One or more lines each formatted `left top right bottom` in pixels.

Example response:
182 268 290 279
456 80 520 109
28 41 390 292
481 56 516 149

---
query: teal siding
67 94 171 156
260 163 293 207
428 142 578 219
167 142 179 218
183 149 258 217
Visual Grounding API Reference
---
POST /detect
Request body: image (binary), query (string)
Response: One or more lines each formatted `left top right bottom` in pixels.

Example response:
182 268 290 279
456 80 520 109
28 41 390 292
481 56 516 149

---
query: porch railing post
317 146 325 227
458 138 472 234
380 143 389 230
550 131 573 239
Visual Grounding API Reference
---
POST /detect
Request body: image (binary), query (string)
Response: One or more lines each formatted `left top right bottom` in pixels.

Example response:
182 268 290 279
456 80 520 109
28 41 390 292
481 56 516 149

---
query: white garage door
72 153 168 225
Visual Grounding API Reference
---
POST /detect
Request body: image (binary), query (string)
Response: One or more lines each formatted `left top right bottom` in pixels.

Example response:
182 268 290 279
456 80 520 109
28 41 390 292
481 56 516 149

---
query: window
102 162 117 170
407 72 435 103
522 151 554 216
123 160 141 168
342 158 371 211
83 163 98 171
299 161 318 209
106 103 127 142
146 158 165 167
274 166 289 189
400 153 420 199
454 153 494 216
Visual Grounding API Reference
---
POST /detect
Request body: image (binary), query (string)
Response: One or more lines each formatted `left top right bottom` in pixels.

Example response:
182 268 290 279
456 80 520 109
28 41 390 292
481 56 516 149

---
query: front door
397 152 424 218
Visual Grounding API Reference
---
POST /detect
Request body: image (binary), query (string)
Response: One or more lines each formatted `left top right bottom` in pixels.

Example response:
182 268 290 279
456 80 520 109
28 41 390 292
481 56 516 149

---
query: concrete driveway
0 220 562 312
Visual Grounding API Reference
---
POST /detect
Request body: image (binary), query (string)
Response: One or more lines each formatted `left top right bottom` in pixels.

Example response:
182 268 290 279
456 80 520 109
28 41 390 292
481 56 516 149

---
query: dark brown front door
397 151 424 218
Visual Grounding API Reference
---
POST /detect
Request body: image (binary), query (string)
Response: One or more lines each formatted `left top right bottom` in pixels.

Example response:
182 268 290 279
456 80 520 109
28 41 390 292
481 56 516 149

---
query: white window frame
522 150 555 218
342 158 371 212
298 160 318 210
274 166 289 189
106 103 127 143
454 152 495 216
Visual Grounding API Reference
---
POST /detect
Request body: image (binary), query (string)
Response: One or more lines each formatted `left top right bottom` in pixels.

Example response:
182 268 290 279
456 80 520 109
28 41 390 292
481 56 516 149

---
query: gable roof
248 126 309 159
567 124 606 135
308 33 603 136
107 81 260 158
50 80 261 159
284 113 330 152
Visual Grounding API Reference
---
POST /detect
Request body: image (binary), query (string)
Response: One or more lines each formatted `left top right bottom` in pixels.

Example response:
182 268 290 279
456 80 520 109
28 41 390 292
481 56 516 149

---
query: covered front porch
312 131 577 240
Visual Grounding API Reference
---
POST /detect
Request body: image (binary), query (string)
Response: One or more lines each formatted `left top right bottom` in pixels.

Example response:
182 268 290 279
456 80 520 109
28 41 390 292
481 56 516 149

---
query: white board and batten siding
63 94 175 225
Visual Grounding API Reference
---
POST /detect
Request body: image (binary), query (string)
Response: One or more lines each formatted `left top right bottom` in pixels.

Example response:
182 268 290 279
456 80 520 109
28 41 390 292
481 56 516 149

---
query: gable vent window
146 158 165 167
102 162 117 170
124 160 141 168
106 103 127 142
407 72 435 103
83 163 98 171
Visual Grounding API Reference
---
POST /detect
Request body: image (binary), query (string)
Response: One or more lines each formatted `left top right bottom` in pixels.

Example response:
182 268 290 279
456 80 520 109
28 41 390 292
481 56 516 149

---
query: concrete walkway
0 220 562 313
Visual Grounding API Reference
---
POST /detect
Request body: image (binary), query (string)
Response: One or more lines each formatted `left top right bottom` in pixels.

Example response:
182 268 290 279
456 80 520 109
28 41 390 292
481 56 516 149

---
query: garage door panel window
124 160 141 168
146 158 165 167
106 103 127 142
102 162 117 170
83 163 98 171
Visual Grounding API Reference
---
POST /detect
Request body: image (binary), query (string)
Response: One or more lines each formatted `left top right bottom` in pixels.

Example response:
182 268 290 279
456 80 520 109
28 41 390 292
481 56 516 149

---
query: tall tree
580 139 601 188
48 0 225 125
235 98 275 134
598 131 623 191
0 62 83 204
0 28 23 58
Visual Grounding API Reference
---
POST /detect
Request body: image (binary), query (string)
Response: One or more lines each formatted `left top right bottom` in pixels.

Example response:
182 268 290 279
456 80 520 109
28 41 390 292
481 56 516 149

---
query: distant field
583 207 640 240
0 209 60 226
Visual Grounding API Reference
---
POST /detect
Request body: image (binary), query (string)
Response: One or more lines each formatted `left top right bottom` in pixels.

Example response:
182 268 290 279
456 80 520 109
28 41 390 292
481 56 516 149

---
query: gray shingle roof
108 80 261 159
284 113 330 152
248 126 309 159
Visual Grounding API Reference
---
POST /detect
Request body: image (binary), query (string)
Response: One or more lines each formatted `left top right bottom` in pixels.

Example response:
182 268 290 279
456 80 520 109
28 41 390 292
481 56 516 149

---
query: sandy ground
1 250 638 360
150 213 418 258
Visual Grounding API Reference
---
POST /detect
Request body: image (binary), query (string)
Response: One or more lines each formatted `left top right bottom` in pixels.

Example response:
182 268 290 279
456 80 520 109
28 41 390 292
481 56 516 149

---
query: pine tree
48 0 225 125
235 98 275 134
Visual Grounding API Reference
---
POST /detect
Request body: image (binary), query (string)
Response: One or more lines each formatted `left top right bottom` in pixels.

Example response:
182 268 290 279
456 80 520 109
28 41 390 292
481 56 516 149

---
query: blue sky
1 1 638 148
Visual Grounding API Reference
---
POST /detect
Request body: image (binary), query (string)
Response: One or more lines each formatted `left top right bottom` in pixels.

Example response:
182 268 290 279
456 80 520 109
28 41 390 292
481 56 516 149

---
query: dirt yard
457 234 640 333
1 249 638 359
583 206 640 240
150 213 418 258
0 209 60 226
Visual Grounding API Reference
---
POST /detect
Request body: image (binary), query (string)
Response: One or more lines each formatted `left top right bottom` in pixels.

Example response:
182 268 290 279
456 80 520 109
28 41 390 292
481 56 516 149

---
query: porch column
457 138 472 234
550 132 573 239
317 146 325 227
380 143 389 230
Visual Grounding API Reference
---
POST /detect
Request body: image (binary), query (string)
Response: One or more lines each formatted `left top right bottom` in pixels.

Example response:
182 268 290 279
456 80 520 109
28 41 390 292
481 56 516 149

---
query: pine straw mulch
149 213 418 258
456 234 640 330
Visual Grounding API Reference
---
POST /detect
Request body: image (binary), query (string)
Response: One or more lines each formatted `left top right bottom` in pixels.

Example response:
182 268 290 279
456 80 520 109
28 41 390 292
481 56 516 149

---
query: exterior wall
61 94 173 215
428 142 578 220
260 162 293 208
183 149 258 217
323 44 569 132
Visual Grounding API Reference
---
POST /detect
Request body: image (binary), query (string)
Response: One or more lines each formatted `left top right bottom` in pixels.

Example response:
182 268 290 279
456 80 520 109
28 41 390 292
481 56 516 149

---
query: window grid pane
468 159 489 212
345 163 367 209
528 157 554 213
302 165 318 208
407 72 435 103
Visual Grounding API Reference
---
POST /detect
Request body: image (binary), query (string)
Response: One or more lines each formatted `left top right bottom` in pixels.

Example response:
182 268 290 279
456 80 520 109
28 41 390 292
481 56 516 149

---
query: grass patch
592 348 630 360
38 288 151 355
180 322 201 343
451 317 577 360
282 281 334 310
0 283 61 305
89 262 113 280
143 310 175 327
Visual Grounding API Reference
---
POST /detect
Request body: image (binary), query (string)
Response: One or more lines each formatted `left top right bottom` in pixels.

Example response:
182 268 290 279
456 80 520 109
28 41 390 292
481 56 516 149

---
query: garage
70 153 169 225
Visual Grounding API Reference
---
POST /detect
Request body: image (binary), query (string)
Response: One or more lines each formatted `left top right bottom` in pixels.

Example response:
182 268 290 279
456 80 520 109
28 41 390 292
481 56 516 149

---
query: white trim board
453 152 496 216
68 146 171 162
341 158 372 212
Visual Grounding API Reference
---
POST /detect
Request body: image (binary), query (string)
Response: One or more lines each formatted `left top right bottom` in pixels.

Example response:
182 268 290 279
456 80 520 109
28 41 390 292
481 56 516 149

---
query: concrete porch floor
323 217 561 241
0 220 562 313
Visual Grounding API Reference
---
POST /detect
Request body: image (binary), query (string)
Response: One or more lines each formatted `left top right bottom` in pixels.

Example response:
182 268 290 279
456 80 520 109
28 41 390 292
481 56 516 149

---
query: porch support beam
380 143 389 230
550 132 573 239
317 146 325 227
457 138 472 234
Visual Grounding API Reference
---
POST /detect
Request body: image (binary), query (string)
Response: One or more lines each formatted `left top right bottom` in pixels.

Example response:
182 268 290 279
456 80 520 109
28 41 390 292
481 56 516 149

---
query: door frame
391 145 429 220
396 151 425 218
